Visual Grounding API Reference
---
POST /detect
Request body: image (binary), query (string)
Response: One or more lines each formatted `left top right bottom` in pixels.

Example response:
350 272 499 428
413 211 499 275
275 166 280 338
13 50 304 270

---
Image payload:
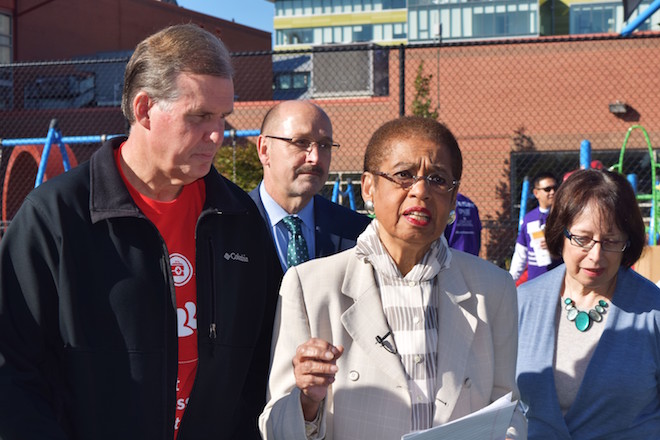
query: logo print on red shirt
170 253 193 287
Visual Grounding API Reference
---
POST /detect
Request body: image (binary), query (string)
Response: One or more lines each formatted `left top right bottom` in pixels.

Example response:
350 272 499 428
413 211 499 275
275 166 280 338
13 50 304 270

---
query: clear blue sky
177 0 275 35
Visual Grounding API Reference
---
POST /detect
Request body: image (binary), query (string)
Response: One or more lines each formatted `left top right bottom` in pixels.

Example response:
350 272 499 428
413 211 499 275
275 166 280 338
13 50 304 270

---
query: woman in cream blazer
259 117 525 440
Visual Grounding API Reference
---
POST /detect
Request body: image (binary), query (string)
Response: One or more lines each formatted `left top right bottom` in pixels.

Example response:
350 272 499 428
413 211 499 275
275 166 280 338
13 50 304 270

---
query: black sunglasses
535 185 558 193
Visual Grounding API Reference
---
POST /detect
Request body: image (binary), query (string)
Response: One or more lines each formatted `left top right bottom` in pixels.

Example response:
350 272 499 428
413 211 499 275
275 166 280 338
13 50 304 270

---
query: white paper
531 241 552 266
401 393 517 440
528 222 551 267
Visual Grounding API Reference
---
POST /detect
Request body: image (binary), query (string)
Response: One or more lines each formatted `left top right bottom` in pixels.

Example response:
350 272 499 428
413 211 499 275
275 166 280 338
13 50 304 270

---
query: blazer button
463 377 471 388
349 370 360 381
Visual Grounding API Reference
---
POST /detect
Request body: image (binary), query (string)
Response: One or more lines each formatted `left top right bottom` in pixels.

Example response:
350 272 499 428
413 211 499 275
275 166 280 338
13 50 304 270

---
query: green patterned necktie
282 215 310 268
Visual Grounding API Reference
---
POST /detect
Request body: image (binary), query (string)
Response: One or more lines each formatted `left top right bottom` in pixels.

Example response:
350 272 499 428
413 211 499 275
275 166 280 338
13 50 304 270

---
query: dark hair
532 171 557 188
122 24 233 124
363 116 462 182
545 169 645 268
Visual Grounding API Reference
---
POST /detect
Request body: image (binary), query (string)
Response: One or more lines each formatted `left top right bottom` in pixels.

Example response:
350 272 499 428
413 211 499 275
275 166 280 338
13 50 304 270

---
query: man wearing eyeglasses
250 100 370 272
509 171 562 283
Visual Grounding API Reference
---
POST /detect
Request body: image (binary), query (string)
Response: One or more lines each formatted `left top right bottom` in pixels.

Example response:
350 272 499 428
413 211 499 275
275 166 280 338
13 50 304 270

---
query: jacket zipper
207 237 217 344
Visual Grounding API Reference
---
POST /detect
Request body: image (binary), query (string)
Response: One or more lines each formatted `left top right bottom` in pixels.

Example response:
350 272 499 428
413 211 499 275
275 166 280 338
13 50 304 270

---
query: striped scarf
355 220 451 431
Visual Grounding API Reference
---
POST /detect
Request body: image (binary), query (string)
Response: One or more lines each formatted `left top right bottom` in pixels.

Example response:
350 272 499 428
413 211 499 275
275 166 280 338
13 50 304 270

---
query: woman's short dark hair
545 169 646 268
363 116 463 183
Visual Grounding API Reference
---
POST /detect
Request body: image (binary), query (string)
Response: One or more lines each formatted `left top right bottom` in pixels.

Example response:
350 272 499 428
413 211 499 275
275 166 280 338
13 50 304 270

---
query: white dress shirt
259 182 315 271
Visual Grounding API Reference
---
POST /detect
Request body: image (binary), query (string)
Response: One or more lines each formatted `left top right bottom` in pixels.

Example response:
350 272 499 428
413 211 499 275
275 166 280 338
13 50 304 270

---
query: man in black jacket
0 24 279 440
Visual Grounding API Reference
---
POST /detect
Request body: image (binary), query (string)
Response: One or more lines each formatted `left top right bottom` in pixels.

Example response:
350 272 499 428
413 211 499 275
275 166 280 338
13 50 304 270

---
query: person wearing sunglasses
260 116 526 440
516 169 660 438
509 171 562 284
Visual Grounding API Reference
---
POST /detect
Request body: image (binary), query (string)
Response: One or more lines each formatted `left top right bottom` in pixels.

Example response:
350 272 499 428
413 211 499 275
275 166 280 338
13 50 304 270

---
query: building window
409 0 538 42
353 25 374 42
334 26 342 42
276 22 404 46
570 1 652 34
280 0 293 16
0 13 11 64
393 22 406 39
274 72 310 90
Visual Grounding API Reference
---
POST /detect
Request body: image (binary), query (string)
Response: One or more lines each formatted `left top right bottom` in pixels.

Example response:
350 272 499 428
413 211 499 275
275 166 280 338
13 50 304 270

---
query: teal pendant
575 311 591 332
564 297 608 332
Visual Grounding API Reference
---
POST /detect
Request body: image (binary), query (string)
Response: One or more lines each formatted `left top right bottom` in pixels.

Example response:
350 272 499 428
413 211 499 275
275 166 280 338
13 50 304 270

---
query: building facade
269 0 658 100
268 0 658 50
0 0 273 135
0 0 271 62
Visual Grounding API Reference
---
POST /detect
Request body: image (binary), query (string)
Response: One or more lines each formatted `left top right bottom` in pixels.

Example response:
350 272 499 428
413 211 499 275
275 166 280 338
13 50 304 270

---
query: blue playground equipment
331 176 356 210
579 140 591 170
621 0 660 36
516 126 659 245
0 122 262 189
517 176 531 233
2 123 363 222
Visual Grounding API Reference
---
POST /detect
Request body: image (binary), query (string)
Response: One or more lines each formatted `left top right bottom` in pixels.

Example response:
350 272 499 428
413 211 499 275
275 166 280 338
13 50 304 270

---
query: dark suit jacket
249 187 371 273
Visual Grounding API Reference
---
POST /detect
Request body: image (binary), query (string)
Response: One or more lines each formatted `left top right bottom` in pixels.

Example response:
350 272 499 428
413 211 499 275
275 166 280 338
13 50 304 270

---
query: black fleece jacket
0 137 279 440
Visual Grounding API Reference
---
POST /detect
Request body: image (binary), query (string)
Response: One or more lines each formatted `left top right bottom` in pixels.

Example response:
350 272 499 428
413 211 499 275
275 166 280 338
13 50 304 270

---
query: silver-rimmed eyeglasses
264 135 340 151
564 229 629 253
370 170 458 193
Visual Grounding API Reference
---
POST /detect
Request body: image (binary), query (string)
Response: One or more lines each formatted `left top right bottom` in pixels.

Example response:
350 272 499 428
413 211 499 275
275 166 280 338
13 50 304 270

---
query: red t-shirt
115 145 205 438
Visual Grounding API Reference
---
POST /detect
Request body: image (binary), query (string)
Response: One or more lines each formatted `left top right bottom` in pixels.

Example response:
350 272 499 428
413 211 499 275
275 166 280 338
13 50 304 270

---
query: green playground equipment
610 125 659 245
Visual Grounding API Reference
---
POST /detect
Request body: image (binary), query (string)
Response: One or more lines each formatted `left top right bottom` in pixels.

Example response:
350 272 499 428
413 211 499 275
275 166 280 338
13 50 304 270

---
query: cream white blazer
259 247 526 440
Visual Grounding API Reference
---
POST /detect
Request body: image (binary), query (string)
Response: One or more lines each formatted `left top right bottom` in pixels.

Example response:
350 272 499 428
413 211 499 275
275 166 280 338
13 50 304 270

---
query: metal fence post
399 45 405 117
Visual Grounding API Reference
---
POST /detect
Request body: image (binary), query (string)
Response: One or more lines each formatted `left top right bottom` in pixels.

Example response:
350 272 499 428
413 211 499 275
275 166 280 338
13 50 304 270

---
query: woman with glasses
516 169 660 438
260 116 526 439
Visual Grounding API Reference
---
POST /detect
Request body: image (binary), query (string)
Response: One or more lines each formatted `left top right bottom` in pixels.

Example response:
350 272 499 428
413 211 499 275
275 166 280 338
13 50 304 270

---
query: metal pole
35 119 58 188
518 177 530 233
621 0 660 36
436 23 442 117
580 139 591 169
230 129 237 183
399 45 405 117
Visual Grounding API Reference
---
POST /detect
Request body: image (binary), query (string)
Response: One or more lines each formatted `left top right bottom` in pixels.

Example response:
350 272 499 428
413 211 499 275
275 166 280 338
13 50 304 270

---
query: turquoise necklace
563 297 608 332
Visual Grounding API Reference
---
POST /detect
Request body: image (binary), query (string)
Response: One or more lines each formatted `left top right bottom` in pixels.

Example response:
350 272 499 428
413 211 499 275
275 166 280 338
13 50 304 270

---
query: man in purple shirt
509 171 562 282
444 192 482 256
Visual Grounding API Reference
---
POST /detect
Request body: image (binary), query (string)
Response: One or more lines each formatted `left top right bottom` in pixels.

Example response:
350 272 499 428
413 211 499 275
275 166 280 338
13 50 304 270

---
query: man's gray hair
121 23 234 124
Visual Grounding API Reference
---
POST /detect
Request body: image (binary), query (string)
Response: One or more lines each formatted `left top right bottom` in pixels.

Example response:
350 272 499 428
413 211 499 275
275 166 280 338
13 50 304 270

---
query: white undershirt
553 300 607 414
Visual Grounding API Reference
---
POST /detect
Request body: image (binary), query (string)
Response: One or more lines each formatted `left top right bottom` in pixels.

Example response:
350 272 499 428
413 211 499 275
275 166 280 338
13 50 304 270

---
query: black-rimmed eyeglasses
370 170 458 193
564 229 629 253
264 135 340 151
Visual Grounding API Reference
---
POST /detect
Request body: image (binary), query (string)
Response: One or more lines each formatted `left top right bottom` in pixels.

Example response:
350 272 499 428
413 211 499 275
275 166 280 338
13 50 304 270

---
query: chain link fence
1 32 659 267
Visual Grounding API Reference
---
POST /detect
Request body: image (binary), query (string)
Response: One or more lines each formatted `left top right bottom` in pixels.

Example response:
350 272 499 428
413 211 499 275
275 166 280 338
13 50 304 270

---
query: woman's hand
293 338 344 421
